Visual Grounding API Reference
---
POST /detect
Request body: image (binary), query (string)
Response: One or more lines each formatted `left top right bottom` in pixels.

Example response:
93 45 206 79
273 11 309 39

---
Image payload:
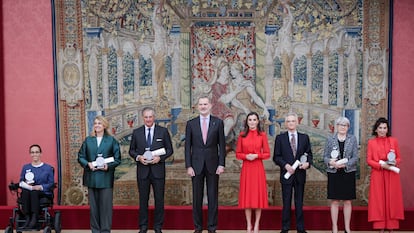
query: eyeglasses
337 124 349 127
30 151 41 154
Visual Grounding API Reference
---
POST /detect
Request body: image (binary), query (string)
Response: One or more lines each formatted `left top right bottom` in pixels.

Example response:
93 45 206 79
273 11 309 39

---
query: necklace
337 134 346 142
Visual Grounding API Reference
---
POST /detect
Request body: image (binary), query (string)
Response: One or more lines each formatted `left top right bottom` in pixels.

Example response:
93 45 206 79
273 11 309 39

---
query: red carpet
1 206 413 231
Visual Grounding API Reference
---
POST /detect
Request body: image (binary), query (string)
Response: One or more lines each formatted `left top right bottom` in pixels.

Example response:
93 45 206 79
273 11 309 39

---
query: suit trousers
192 165 219 231
88 187 113 233
137 172 165 231
281 181 305 231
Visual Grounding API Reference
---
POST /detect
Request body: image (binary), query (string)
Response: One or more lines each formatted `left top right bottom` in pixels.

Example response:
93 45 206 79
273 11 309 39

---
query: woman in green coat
78 115 121 233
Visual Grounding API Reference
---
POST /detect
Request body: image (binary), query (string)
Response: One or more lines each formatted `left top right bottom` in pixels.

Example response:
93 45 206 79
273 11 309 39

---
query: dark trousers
21 189 49 216
137 172 165 231
281 181 305 231
192 166 219 231
88 187 113 233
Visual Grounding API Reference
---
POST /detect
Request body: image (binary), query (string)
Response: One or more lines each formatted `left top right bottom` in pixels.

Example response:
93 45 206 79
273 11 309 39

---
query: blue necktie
147 128 152 148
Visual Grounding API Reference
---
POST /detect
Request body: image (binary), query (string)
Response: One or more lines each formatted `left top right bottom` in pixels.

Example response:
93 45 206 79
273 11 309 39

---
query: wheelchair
4 182 61 233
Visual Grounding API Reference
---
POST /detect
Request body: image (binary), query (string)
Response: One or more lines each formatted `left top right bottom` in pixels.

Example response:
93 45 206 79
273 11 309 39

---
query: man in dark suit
273 112 313 233
129 107 173 233
185 96 226 233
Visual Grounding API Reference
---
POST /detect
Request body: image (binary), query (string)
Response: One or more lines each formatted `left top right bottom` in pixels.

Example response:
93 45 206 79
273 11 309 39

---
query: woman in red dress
236 112 270 233
367 117 404 233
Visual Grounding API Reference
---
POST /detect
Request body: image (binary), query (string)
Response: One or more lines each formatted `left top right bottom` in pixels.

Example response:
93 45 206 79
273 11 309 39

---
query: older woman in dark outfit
19 144 54 229
323 117 359 233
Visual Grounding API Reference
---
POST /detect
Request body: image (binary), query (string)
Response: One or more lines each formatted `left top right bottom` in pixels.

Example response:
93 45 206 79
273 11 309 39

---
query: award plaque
300 153 308 163
143 150 153 161
25 170 35 184
387 150 396 165
330 147 339 168
95 154 105 168
91 154 115 168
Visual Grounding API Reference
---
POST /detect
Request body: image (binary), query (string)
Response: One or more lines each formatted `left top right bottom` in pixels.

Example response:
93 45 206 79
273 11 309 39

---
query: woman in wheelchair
18 144 54 229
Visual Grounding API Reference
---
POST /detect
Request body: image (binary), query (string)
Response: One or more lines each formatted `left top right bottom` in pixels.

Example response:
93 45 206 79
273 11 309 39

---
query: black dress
327 140 356 200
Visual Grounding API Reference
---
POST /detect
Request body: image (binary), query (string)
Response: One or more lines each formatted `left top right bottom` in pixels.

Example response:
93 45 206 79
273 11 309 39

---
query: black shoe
193 230 202 233
280 231 289 233
138 230 147 233
154 229 162 233
20 215 31 229
208 231 216 233
26 213 37 229
297 231 307 233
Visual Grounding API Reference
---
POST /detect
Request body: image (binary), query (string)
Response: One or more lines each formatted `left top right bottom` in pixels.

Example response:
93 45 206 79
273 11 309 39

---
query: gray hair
285 112 298 121
335 116 350 126
141 107 156 116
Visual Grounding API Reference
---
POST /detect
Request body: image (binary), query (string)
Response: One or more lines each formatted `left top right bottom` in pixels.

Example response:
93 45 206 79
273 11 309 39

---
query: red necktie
202 118 208 144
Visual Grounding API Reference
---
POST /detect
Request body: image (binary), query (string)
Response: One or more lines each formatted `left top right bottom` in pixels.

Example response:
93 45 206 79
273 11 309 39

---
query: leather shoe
280 231 289 233
138 230 147 233
208 231 216 233
193 230 202 233
154 230 162 233
297 231 307 233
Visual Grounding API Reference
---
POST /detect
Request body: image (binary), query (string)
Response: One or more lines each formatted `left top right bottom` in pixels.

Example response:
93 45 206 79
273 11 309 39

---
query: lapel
206 116 215 140
152 125 160 142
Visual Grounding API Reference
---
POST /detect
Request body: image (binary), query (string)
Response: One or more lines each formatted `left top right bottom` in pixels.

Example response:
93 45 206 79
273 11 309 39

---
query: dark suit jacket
129 124 173 179
273 131 313 184
78 134 121 188
185 115 226 174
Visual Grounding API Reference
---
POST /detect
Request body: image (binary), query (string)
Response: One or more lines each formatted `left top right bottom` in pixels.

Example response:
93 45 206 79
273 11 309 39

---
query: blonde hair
90 115 112 136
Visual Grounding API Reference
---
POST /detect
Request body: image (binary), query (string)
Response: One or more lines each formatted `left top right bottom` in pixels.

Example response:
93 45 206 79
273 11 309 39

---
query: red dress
236 129 270 208
367 136 404 229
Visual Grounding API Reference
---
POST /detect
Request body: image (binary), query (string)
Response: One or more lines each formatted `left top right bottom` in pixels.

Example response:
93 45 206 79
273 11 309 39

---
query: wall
392 0 414 208
1 0 414 207
1 0 57 205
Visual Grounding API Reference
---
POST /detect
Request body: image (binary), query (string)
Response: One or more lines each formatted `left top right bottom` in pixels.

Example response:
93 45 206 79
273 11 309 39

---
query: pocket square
156 138 163 142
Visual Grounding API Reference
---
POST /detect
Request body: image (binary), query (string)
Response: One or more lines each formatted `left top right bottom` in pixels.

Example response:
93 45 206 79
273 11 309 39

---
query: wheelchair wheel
15 212 25 229
53 211 61 233
43 226 52 233
4 226 13 233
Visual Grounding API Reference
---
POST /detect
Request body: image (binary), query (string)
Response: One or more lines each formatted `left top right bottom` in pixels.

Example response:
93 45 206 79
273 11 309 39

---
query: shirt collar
145 125 155 131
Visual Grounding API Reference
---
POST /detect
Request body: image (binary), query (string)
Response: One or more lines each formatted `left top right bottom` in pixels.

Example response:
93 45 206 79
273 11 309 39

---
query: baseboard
1 206 413 231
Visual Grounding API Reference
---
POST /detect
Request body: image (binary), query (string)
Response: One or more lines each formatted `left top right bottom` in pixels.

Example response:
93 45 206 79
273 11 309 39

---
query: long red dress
367 136 404 230
236 129 270 208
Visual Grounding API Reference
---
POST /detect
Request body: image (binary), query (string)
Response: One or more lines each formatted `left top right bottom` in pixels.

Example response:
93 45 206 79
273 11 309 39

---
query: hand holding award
329 148 339 168
379 160 400 173
284 160 301 179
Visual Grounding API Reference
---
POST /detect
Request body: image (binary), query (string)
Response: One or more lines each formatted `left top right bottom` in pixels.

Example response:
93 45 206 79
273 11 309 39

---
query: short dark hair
372 117 391 136
29 144 42 153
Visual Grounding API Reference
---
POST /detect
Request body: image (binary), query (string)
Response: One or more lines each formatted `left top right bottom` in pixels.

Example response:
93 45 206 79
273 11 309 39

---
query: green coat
78 134 121 188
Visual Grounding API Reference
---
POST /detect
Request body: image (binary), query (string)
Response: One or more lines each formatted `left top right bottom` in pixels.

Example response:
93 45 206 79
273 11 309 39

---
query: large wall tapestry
54 0 390 206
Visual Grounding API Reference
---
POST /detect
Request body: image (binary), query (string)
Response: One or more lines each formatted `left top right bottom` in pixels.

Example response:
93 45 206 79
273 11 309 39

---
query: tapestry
53 0 390 206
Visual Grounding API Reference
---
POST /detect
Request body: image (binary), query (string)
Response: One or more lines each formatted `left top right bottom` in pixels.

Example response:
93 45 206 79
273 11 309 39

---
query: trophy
386 150 396 165
143 148 167 161
143 149 154 161
300 153 308 164
379 149 399 174
92 153 115 168
25 170 35 184
284 153 308 179
330 147 339 168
